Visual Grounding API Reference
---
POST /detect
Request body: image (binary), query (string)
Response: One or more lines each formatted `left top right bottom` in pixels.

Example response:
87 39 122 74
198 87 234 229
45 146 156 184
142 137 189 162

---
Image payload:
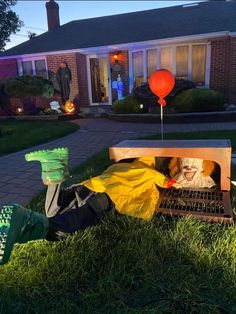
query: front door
88 56 111 105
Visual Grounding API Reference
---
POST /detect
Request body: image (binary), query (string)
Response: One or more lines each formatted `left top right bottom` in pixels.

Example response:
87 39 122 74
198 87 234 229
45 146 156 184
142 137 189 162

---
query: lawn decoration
169 157 216 188
112 74 124 100
50 100 61 113
149 69 175 140
56 62 72 102
64 100 75 114
109 139 233 223
0 147 179 265
25 147 69 185
81 156 180 220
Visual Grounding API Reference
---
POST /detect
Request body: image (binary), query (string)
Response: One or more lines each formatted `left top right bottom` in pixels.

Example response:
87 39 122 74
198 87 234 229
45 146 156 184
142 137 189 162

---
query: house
0 0 236 109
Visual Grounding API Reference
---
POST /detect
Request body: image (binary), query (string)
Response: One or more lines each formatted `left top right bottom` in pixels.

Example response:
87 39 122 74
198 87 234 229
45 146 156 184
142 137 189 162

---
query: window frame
129 42 210 92
17 56 48 78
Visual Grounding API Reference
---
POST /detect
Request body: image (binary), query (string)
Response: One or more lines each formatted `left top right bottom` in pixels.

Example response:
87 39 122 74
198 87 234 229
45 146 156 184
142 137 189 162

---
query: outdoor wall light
114 54 119 64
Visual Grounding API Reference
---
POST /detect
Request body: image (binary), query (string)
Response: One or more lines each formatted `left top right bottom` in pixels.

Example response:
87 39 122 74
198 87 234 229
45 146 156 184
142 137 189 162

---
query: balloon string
158 98 166 107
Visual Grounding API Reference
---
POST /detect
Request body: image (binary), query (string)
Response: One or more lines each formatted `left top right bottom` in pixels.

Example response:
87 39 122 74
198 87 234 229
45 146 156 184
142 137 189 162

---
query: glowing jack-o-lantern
64 100 75 114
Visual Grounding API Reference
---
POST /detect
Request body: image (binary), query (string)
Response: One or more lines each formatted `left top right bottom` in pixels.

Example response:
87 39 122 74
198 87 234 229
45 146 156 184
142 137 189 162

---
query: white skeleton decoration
174 158 216 188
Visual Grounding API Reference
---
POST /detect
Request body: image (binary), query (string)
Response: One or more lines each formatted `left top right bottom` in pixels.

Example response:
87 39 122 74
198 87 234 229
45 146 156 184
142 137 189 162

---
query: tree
0 0 23 51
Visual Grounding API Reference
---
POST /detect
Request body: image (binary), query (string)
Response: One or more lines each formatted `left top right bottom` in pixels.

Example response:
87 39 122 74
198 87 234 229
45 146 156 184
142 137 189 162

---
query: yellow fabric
81 157 169 220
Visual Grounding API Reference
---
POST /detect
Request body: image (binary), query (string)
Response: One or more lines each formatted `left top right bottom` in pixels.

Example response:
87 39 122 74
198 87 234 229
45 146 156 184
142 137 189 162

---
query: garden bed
107 110 236 124
0 113 79 121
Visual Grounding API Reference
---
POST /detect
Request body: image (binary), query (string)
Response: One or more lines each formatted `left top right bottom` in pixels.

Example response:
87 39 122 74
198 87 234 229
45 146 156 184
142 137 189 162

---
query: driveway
0 118 235 208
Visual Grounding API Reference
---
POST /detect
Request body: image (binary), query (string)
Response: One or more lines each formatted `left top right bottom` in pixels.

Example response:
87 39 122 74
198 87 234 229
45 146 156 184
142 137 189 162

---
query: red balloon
149 69 175 106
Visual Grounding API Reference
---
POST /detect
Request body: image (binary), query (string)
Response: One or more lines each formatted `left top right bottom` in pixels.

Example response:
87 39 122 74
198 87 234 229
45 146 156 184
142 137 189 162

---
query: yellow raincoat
81 156 172 220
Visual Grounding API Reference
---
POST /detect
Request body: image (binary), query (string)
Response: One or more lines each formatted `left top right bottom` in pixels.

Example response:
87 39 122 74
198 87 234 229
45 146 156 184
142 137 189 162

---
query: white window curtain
22 61 33 75
132 51 144 88
35 60 47 78
176 46 189 80
160 47 173 73
192 45 206 86
147 49 157 79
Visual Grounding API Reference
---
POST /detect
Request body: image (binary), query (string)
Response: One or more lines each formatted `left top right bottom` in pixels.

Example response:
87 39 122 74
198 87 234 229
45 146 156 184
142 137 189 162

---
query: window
147 49 157 79
132 51 144 88
192 45 206 86
22 61 33 75
130 43 208 91
160 47 173 73
35 60 47 78
18 58 48 78
176 46 189 80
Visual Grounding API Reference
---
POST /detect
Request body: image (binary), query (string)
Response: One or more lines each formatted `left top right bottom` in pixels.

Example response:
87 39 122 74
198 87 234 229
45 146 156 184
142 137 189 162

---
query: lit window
22 61 33 75
147 49 157 79
132 51 144 88
176 46 189 80
35 60 47 78
192 45 206 86
160 47 173 73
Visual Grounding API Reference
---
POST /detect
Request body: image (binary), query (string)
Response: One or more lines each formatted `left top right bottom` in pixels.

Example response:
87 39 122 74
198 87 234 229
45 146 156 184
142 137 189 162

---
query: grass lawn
0 130 236 313
0 120 79 156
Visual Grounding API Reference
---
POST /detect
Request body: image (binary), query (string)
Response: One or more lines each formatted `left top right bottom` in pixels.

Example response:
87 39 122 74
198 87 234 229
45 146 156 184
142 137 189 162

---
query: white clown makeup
174 158 216 188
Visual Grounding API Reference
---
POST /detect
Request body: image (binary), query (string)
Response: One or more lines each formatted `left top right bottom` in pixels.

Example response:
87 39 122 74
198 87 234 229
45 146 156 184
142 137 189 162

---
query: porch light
114 54 119 64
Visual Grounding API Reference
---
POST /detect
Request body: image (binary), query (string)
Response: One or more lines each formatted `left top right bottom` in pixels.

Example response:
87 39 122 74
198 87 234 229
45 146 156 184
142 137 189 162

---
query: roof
2 1 236 57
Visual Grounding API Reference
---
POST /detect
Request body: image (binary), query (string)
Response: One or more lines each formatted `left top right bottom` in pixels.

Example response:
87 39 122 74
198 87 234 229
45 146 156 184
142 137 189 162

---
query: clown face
179 158 203 182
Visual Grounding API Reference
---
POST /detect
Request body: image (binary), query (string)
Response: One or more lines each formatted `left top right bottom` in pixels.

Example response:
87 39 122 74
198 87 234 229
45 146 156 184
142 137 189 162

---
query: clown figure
169 157 216 189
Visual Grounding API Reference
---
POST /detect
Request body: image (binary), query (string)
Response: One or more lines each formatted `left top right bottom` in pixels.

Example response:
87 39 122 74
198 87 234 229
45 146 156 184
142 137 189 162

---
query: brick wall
229 37 236 104
110 50 129 102
46 53 79 103
76 53 89 107
0 59 18 81
210 36 231 101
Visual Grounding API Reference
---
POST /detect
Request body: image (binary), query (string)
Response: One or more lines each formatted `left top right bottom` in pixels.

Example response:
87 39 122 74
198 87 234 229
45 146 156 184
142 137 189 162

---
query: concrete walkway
0 118 236 208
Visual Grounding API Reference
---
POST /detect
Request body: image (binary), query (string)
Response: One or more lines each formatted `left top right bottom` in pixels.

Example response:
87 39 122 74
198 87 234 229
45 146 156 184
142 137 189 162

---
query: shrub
112 95 141 114
166 78 196 103
132 82 156 112
133 79 196 113
4 75 54 114
171 88 225 113
4 75 54 99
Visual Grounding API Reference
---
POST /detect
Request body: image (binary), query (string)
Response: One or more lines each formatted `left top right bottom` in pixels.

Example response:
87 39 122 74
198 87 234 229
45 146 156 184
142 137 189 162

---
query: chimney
46 0 60 31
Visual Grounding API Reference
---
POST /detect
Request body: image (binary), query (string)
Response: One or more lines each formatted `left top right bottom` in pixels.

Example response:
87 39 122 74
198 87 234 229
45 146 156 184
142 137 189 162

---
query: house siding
0 59 18 81
229 37 236 104
210 36 231 100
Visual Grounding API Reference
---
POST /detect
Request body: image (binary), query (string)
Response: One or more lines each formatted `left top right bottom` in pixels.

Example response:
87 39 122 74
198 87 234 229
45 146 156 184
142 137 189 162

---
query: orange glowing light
64 100 75 114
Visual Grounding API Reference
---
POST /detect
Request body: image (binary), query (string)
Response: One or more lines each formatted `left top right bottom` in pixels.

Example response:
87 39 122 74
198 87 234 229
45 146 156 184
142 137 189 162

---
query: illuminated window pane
160 47 173 73
176 46 189 80
147 49 157 79
22 61 33 75
132 51 144 88
192 45 206 86
35 60 47 78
